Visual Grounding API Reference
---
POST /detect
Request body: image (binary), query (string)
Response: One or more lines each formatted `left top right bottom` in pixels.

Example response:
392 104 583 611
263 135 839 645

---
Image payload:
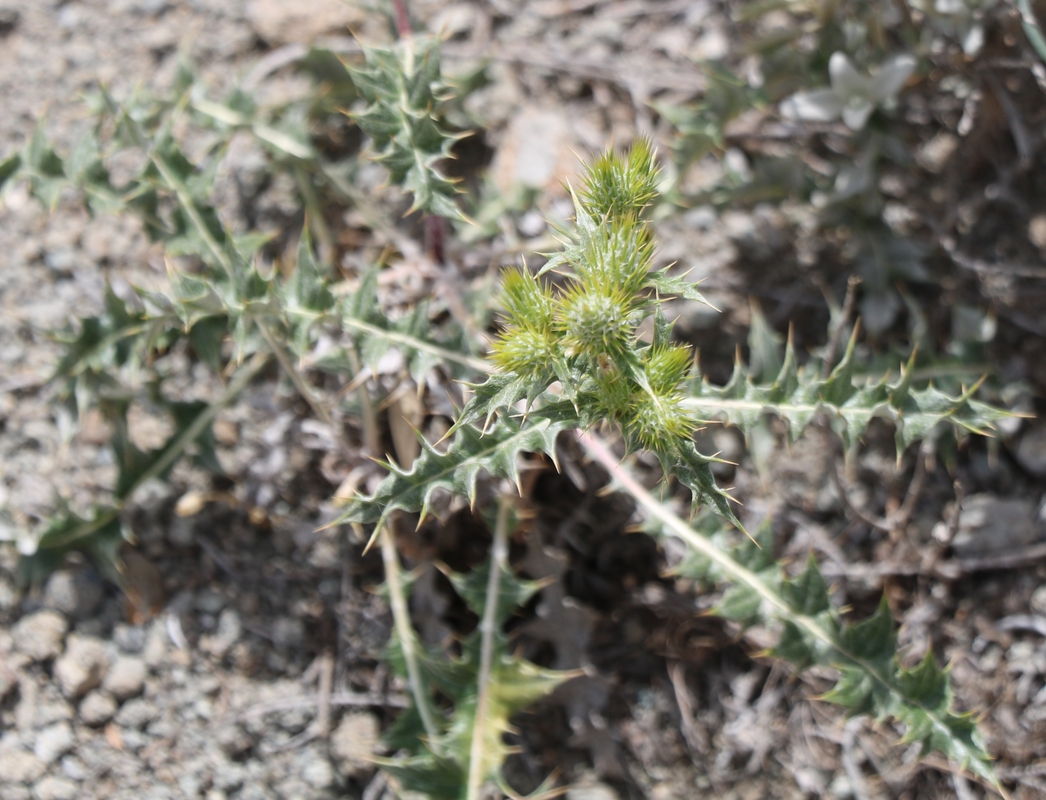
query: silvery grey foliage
916 0 998 56
780 52 917 130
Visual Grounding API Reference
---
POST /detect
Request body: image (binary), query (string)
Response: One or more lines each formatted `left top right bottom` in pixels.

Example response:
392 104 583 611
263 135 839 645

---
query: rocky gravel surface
1 564 390 800
3 1 1046 799
0 2 393 798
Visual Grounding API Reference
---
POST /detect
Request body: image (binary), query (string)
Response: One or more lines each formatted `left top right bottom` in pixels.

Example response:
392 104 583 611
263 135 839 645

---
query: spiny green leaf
683 330 1012 452
188 315 229 371
105 396 219 500
637 500 999 791
281 226 335 358
337 267 484 382
780 555 831 617
717 583 764 623
347 37 465 220
443 561 545 626
646 267 713 307
0 153 22 192
333 417 567 534
378 751 466 800
381 543 574 799
20 508 128 588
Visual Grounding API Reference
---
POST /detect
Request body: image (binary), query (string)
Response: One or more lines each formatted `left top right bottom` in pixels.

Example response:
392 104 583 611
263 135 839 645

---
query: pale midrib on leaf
342 317 491 373
682 395 825 416
577 430 997 790
393 421 547 502
465 497 510 800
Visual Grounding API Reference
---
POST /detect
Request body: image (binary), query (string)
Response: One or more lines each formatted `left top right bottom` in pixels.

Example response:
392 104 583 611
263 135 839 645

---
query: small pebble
1029 214 1046 250
112 623 146 654
1015 423 1046 479
79 691 117 726
33 721 74 765
41 568 104 621
142 619 168 668
0 743 46 783
115 698 160 729
330 712 379 776
60 754 89 781
1031 585 1046 616
301 755 334 789
31 775 78 800
12 611 69 662
54 635 109 698
103 656 147 701
567 782 620 800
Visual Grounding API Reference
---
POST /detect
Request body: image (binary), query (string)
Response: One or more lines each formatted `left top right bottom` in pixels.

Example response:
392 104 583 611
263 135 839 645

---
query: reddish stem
391 0 411 39
425 215 446 266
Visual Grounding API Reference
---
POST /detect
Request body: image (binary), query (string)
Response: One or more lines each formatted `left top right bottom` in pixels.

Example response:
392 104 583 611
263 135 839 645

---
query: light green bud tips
490 268 558 379
497 268 554 330
484 138 700 459
558 285 635 359
579 136 660 219
490 326 558 380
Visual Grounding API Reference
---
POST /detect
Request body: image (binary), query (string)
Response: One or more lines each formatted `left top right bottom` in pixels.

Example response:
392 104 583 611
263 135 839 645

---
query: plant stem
345 347 381 457
342 317 491 373
577 430 1000 792
379 526 443 754
821 276 860 379
391 0 412 40
293 166 335 265
466 497 511 800
1016 0 1046 66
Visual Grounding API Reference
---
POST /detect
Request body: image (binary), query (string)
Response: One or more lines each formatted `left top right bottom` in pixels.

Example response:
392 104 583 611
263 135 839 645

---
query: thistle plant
1 27 1019 798
452 140 740 524
340 140 1009 794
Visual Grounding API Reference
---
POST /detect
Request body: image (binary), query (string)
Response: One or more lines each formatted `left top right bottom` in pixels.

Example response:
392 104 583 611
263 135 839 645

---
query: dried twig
311 650 335 738
668 661 708 755
235 689 409 722
985 71 1035 165
830 457 891 534
829 437 933 537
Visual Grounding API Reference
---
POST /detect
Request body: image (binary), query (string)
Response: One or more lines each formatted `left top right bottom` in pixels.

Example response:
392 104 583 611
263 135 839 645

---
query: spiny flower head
591 362 633 420
557 284 636 360
579 137 660 220
490 268 558 380
623 390 695 451
646 344 693 395
574 215 654 299
490 326 560 380
498 267 554 331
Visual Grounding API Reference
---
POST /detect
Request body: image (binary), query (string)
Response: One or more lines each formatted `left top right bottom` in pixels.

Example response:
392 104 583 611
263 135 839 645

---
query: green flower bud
491 326 559 380
558 286 635 359
498 268 554 331
576 215 654 298
624 390 694 451
646 344 692 395
579 137 660 220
